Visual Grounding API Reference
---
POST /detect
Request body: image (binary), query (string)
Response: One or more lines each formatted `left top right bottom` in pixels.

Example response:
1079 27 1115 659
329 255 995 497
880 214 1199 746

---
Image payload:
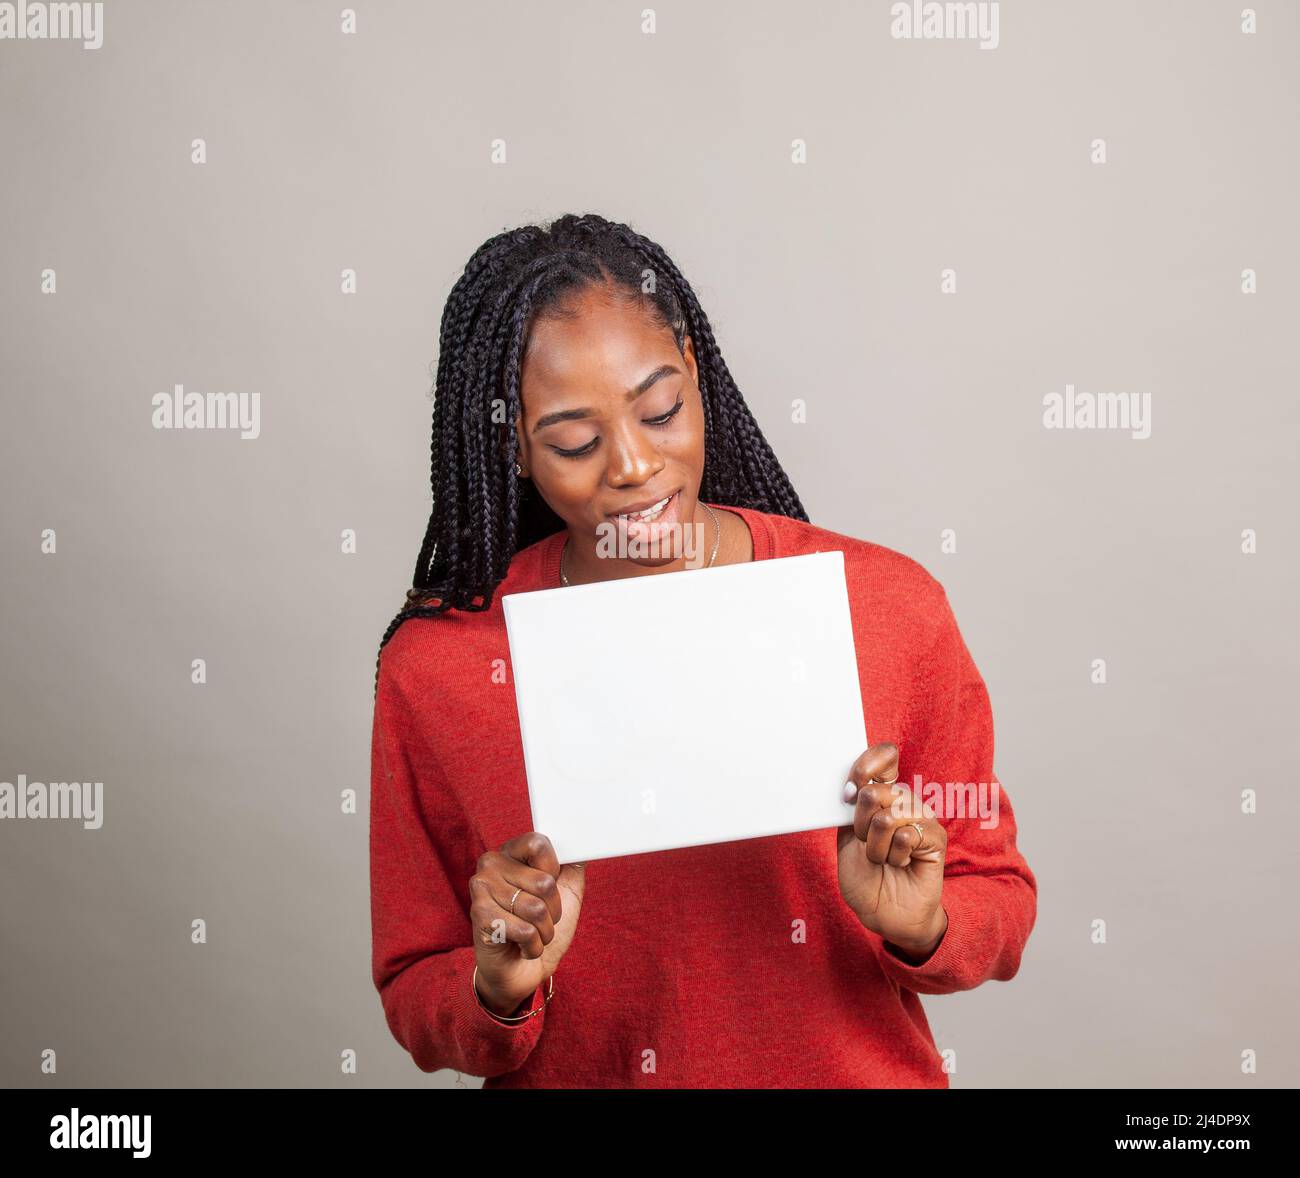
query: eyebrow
531 364 681 434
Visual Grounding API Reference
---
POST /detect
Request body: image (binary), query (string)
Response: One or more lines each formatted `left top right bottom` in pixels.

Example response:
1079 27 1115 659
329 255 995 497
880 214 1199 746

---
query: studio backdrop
1 0 1297 1087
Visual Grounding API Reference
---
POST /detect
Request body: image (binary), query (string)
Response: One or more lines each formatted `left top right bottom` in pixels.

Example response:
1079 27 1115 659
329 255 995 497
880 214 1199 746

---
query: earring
514 462 524 477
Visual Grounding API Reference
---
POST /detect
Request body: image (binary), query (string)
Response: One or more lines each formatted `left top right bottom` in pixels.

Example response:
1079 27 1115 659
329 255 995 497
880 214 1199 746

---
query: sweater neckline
538 501 777 589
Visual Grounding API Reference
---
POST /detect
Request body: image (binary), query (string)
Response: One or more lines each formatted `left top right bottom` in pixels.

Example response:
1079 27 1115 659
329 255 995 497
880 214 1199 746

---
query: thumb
541 863 586 970
557 862 586 909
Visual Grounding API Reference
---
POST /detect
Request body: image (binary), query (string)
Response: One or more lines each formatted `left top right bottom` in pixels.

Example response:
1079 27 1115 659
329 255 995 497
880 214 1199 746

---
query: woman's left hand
836 742 949 961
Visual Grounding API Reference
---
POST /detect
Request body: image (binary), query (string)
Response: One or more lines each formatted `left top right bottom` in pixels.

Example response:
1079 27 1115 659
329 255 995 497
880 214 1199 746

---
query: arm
370 657 548 1076
870 584 1038 995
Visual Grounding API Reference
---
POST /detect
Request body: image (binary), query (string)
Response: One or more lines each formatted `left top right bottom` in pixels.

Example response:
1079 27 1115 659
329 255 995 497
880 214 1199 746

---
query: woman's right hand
469 831 585 1018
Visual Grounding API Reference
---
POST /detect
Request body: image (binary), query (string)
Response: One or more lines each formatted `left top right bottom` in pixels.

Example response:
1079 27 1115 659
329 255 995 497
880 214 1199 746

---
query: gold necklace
560 502 722 586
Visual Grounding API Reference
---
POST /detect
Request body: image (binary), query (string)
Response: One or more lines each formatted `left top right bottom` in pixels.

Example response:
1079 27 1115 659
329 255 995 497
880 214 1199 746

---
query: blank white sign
502 550 869 863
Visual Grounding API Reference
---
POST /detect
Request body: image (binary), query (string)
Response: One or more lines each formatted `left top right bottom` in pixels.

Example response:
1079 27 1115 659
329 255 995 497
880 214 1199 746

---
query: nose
603 419 666 488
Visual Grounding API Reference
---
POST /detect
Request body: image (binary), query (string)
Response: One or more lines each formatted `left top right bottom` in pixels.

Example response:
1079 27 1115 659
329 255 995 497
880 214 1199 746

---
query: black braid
375 213 808 693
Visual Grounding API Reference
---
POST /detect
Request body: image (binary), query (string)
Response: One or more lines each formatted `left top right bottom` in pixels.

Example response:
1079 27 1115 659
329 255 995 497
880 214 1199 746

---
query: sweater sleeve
369 654 549 1077
870 583 1038 996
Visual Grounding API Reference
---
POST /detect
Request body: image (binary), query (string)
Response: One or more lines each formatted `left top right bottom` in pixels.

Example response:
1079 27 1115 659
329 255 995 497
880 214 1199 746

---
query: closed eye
550 398 684 459
646 397 684 426
552 437 597 459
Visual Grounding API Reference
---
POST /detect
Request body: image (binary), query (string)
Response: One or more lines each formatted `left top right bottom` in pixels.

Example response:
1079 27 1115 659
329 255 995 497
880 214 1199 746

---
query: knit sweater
369 504 1037 1088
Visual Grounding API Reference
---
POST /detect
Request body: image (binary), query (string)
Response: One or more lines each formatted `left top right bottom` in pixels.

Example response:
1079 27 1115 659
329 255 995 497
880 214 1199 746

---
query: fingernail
842 781 857 803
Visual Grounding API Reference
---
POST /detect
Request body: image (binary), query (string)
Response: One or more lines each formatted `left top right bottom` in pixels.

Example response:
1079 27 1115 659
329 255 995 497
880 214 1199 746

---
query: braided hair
375 212 808 687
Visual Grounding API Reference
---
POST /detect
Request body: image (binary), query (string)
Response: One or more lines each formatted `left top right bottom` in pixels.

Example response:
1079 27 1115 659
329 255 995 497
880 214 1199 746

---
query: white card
502 549 868 862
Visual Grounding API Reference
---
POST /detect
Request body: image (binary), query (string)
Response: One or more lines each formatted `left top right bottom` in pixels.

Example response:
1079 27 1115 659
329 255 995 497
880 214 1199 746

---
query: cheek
674 400 707 461
534 453 601 509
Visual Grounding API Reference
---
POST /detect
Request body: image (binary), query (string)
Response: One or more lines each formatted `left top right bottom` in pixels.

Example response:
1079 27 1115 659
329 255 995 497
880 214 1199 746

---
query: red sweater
369 504 1037 1088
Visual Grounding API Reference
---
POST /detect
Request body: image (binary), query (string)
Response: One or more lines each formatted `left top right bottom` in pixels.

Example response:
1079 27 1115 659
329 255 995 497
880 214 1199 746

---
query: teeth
620 494 671 522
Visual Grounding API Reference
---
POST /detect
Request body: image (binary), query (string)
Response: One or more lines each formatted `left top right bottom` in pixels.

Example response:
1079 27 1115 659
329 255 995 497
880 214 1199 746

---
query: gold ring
509 888 522 914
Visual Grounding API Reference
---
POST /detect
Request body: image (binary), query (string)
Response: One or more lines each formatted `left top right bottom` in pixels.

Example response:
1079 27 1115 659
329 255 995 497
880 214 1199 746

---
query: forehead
521 288 672 400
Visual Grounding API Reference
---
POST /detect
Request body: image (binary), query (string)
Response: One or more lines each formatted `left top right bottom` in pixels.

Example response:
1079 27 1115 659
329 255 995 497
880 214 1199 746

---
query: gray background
2 0 1297 1088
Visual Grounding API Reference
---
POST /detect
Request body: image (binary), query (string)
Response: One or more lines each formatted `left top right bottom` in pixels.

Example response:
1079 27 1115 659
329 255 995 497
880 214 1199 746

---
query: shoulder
757 509 948 606
377 606 487 704
376 530 559 700
749 508 958 649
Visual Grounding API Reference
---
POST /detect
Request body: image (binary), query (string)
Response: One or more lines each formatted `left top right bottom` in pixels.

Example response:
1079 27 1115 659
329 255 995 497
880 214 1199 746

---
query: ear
681 333 700 387
503 414 528 478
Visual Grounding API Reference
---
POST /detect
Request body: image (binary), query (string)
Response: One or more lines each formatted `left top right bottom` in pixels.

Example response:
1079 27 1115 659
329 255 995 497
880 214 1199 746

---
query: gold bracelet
471 964 554 1023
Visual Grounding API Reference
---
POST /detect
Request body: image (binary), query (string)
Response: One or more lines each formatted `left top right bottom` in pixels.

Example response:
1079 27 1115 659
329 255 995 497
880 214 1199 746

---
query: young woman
369 213 1037 1088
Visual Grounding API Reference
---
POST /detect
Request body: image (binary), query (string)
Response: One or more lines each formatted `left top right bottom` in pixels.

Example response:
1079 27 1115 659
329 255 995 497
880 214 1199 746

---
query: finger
880 779 935 826
492 869 558 946
862 806 902 864
907 820 947 865
848 743 900 790
886 822 925 867
497 833 564 923
852 778 906 845
468 876 545 959
843 745 901 812
557 862 587 907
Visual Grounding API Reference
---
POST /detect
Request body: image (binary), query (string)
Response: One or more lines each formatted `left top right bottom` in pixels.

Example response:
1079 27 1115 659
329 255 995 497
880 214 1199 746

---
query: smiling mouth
610 491 677 524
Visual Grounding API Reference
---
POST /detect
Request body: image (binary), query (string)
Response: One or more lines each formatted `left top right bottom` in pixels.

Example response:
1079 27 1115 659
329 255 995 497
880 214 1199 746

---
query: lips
609 490 678 523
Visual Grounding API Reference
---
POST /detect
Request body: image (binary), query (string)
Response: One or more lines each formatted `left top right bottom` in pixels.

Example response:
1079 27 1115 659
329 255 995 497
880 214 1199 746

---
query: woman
369 213 1037 1088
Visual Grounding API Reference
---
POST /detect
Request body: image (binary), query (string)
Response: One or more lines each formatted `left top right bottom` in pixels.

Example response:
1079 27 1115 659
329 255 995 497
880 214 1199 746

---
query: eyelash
552 398 684 459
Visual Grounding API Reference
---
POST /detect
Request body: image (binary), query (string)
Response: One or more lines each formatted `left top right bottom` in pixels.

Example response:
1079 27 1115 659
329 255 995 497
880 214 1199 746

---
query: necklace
560 502 722 586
